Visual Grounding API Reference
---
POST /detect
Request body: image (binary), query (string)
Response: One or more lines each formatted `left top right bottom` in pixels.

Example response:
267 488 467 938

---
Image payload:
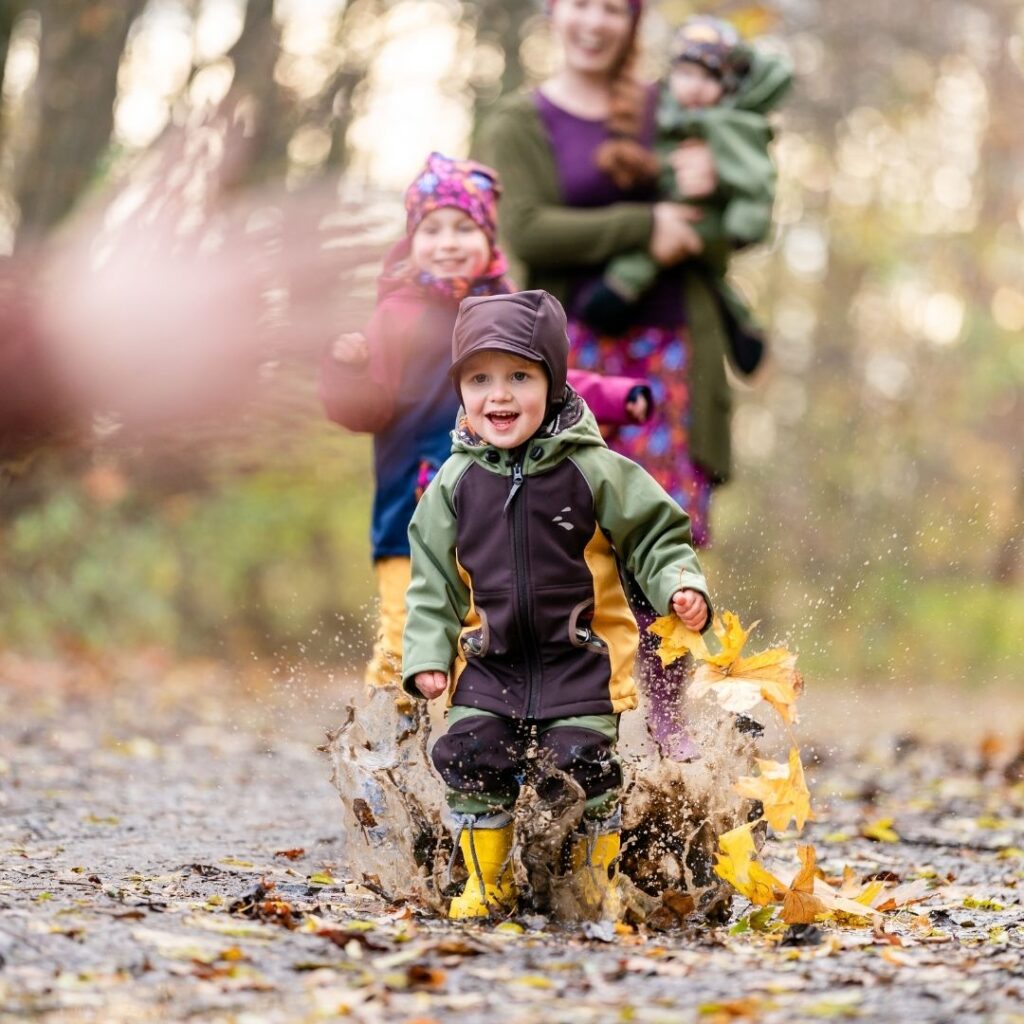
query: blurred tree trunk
977 6 1024 585
219 0 288 187
462 0 531 140
324 0 384 173
13 0 146 247
473 0 527 96
0 1 24 150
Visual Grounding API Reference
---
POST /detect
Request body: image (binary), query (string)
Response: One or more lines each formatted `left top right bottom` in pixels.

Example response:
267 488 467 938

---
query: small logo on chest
552 507 574 531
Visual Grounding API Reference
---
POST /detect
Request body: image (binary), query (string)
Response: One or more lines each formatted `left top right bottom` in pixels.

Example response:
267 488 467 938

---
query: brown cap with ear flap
450 290 569 416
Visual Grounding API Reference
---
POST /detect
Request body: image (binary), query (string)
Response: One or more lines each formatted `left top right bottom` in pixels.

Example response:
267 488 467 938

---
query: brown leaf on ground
780 846 828 925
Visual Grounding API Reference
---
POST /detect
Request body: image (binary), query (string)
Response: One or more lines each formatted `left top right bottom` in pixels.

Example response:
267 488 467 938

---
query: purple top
533 88 685 328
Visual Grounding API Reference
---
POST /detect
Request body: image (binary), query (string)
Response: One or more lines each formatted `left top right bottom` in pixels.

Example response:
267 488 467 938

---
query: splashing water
323 674 762 925
322 687 449 911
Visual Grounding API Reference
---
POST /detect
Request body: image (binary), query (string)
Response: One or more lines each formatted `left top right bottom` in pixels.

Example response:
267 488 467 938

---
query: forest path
1 656 1021 1023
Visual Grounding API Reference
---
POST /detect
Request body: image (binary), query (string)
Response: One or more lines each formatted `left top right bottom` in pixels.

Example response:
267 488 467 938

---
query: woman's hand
671 588 709 631
669 139 717 200
414 670 447 699
331 331 368 364
650 202 704 266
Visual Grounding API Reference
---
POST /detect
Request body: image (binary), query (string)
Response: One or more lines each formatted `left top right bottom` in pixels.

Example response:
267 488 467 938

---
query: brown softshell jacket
402 291 710 720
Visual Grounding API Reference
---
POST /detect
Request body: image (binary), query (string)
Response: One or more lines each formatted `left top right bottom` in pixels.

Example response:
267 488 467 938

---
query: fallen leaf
713 823 783 906
698 996 765 1019
873 878 933 913
653 611 804 725
861 818 900 843
315 925 391 952
734 747 814 833
406 964 446 990
494 921 524 934
514 975 553 989
780 846 827 925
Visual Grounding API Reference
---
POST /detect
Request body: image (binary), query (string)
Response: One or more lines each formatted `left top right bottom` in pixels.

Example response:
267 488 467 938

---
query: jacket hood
728 47 793 114
375 238 421 302
449 290 569 415
450 386 607 474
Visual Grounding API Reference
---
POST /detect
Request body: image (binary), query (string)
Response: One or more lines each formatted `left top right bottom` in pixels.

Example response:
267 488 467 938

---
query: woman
475 0 738 761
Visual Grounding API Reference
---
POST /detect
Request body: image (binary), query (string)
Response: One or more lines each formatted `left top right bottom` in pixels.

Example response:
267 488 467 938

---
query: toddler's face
669 61 723 109
549 0 634 79
459 350 549 450
410 208 490 280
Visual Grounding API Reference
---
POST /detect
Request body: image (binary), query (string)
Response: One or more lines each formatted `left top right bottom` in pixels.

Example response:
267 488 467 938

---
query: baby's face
459 350 549 450
669 61 723 109
410 208 490 280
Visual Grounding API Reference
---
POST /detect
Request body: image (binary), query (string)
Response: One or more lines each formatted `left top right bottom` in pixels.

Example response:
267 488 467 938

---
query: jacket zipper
507 456 542 717
503 461 524 514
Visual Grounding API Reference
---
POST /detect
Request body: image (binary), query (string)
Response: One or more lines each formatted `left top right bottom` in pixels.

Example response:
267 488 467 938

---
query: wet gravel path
1 655 1022 1023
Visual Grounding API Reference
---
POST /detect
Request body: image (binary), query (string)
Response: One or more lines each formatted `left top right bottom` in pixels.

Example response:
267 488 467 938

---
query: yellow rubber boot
570 830 621 915
448 823 517 920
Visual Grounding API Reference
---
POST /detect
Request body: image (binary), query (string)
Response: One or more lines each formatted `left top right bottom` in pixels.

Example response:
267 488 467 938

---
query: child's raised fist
625 384 652 424
414 670 447 700
671 588 708 631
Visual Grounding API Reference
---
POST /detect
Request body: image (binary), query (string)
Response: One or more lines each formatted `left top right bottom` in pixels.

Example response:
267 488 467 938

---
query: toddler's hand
626 392 649 424
331 332 368 364
669 139 717 200
672 588 709 631
414 670 447 699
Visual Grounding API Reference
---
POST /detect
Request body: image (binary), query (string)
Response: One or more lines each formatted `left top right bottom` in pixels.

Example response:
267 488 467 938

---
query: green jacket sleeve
700 109 776 245
401 460 472 696
475 96 655 270
576 448 712 620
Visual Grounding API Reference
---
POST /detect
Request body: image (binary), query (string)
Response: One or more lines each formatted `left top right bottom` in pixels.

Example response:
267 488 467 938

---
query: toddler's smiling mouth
486 411 519 431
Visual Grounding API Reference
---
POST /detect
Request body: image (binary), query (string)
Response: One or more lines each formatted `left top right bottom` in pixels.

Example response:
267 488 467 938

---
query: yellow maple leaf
649 610 803 725
713 823 783 906
705 610 754 665
734 747 814 834
646 615 711 666
691 650 803 724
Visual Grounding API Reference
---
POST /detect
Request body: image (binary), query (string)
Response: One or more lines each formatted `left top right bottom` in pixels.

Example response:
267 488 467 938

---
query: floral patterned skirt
567 319 714 548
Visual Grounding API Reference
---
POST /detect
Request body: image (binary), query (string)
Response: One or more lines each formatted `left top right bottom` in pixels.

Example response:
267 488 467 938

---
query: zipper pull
503 461 524 515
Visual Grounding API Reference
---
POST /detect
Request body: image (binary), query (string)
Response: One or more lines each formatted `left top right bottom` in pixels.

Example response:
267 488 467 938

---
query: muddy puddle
323 678 761 928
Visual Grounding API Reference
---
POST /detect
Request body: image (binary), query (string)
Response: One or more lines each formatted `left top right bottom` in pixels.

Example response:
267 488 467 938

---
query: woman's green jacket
475 92 736 483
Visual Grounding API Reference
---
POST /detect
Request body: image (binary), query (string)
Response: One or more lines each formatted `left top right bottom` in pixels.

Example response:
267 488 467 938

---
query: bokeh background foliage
0 0 1021 683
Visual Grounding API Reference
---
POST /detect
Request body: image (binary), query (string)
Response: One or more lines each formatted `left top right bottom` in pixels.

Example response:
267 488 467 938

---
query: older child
584 15 792 356
321 152 513 696
402 290 711 919
322 153 652 698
